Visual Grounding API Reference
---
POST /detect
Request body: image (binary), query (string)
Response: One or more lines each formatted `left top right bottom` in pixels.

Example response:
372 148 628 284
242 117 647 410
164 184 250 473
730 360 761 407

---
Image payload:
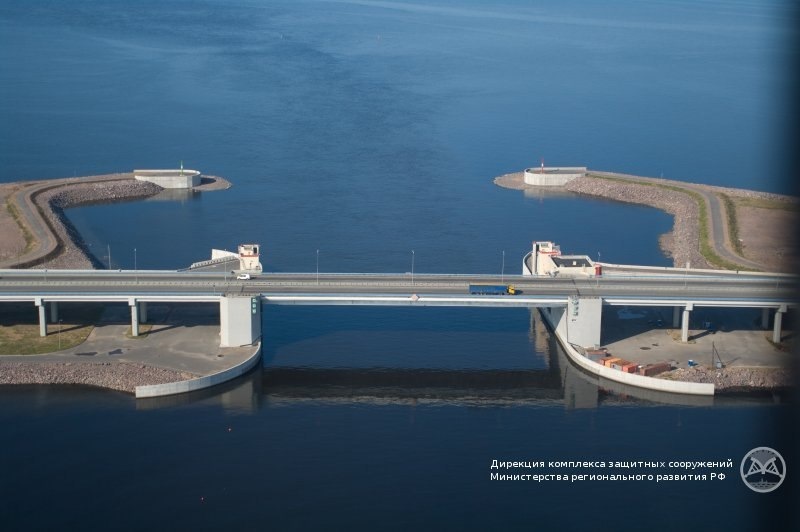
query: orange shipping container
621 363 639 374
603 357 621 368
639 363 672 376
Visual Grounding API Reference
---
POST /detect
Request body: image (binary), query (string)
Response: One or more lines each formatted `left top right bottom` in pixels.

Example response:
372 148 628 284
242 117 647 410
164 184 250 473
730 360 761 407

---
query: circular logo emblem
740 447 786 493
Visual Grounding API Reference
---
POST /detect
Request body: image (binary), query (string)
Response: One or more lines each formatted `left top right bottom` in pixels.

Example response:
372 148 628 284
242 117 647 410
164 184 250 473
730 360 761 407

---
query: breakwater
40 178 163 269
2 173 231 270
565 176 706 268
494 170 798 270
0 361 197 394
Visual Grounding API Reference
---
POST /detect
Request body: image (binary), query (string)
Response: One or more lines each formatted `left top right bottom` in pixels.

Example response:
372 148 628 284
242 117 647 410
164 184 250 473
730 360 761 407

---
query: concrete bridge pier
672 306 681 328
220 295 261 347
681 304 693 343
762 307 770 330
139 302 148 324
545 297 601 349
773 305 787 344
35 298 47 337
49 302 58 324
129 299 140 337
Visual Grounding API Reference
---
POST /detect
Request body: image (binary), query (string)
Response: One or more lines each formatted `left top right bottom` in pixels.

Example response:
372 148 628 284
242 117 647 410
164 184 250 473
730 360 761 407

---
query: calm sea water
0 1 797 530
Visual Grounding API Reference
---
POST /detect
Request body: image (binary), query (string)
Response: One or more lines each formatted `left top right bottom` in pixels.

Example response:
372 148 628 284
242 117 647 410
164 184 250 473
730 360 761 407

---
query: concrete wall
220 295 262 347
524 167 586 186
134 169 201 189
540 307 714 396
135 342 262 398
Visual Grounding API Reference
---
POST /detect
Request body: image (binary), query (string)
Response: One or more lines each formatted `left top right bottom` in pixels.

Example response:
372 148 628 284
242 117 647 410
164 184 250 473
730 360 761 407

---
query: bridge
1 268 794 342
1 267 795 397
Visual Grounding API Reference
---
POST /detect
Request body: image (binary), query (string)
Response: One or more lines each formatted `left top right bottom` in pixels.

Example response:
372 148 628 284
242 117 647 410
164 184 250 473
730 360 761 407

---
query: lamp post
134 247 138 284
501 250 505 283
107 244 112 270
316 249 320 285
411 250 415 286
58 319 62 350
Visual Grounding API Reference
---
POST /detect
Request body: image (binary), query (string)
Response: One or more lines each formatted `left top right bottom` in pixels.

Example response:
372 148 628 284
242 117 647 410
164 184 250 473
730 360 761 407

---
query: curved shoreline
0 173 231 269
0 172 238 397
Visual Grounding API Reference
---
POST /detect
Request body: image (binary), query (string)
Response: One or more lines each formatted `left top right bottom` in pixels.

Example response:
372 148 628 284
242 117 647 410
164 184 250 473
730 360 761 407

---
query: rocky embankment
659 366 793 393
563 177 708 268
37 178 163 269
0 361 197 394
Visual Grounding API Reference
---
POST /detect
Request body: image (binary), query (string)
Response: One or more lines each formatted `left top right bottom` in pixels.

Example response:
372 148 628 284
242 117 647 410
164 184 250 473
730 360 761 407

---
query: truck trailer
468 284 517 295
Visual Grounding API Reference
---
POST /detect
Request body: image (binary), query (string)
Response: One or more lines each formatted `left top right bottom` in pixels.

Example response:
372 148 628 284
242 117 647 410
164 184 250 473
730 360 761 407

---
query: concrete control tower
203 244 263 273
237 244 262 272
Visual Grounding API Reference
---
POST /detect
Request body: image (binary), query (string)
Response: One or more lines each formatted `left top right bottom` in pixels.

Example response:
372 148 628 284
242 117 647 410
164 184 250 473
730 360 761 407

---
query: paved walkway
600 305 791 369
0 304 255 377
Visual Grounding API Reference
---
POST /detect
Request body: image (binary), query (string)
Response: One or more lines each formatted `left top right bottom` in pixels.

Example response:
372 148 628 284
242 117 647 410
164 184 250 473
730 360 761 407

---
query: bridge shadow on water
137 309 742 411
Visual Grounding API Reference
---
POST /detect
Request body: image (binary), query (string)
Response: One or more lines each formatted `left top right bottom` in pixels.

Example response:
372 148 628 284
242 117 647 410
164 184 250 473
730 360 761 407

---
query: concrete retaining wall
524 167 586 186
540 307 715 395
134 342 262 398
134 169 201 189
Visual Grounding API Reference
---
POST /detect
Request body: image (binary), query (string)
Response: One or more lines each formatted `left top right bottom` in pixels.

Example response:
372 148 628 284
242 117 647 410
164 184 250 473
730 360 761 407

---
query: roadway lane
590 171 764 270
0 270 796 302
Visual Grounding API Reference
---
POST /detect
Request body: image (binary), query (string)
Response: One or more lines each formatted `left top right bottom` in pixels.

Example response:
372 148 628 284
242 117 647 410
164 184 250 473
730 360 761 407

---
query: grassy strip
720 193 743 255
585 173 753 271
5 197 36 255
0 304 101 355
0 323 95 355
734 196 799 211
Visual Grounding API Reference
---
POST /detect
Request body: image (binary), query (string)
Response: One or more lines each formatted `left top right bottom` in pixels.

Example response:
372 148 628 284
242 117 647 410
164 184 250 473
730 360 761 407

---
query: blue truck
468 284 517 295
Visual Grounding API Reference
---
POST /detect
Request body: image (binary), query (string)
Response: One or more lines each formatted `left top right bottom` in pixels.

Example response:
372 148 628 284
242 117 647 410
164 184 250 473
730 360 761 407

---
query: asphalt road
0 270 795 303
592 172 764 270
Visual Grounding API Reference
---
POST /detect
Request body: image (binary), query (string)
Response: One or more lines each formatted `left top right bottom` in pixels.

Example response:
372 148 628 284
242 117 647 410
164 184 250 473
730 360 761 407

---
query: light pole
316 249 320 285
501 250 505 283
58 319 62 350
684 260 690 288
411 250 415 286
107 244 112 270
134 247 138 284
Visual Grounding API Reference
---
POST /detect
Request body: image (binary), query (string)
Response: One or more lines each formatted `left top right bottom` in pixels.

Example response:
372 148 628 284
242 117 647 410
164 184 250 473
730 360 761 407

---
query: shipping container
639 363 672 377
621 363 639 374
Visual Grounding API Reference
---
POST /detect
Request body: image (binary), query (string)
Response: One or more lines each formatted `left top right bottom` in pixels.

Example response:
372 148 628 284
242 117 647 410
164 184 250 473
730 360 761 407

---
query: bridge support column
139 302 148 324
35 298 47 337
220 295 261 347
672 306 681 328
129 299 139 337
564 297 602 348
773 305 787 344
681 304 693 343
762 308 770 330
49 302 59 324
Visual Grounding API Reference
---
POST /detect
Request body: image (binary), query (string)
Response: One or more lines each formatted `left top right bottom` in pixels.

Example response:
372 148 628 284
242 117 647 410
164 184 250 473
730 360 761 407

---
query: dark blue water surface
1 1 798 530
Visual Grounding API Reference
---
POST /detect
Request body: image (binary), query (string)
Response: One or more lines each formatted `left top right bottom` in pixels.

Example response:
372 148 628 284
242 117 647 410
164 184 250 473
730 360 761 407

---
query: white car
236 273 251 280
